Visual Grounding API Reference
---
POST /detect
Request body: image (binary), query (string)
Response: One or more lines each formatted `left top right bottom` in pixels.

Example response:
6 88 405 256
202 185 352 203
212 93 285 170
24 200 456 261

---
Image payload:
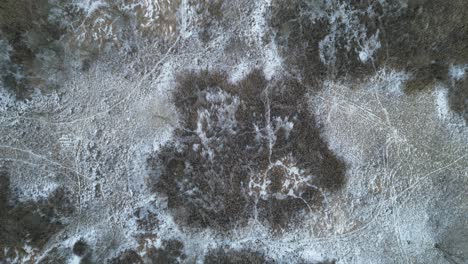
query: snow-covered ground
0 0 467 263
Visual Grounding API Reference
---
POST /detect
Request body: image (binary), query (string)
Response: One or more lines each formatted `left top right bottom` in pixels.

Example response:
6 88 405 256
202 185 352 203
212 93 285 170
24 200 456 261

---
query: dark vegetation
0 168 74 260
109 240 185 264
204 248 272 264
380 0 468 92
0 0 67 99
109 250 144 264
148 70 346 231
189 0 227 43
270 0 380 87
145 240 186 264
270 0 468 119
380 0 468 119
203 248 335 264
270 0 329 87
133 207 160 232
448 79 468 121
73 239 89 257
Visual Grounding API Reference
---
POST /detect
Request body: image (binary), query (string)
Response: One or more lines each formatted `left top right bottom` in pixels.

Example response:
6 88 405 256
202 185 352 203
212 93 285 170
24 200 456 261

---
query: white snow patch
229 40 283 83
0 88 18 112
432 85 466 126
434 87 450 120
358 31 381 63
248 154 314 202
310 69 409 166
319 34 337 65
229 61 252 84
128 143 156 195
449 64 468 81
369 68 409 96
75 0 108 17
179 0 195 39
69 255 82 264
263 42 283 80
17 181 60 202
229 0 283 82
249 0 272 45
0 87 60 114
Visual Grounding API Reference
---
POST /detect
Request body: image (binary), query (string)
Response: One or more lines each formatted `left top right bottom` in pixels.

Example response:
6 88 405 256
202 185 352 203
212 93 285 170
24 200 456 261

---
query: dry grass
0 170 74 260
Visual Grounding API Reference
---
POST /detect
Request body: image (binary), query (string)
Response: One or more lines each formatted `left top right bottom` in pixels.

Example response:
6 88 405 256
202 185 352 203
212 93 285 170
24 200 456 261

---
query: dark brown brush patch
313 260 337 264
107 239 187 264
133 207 160 232
145 240 186 264
190 0 225 43
269 0 329 87
0 169 74 260
110 240 186 264
0 0 66 99
73 239 89 257
270 0 381 87
147 70 346 231
108 250 144 264
377 0 468 119
376 0 468 91
270 0 468 119
204 248 273 264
